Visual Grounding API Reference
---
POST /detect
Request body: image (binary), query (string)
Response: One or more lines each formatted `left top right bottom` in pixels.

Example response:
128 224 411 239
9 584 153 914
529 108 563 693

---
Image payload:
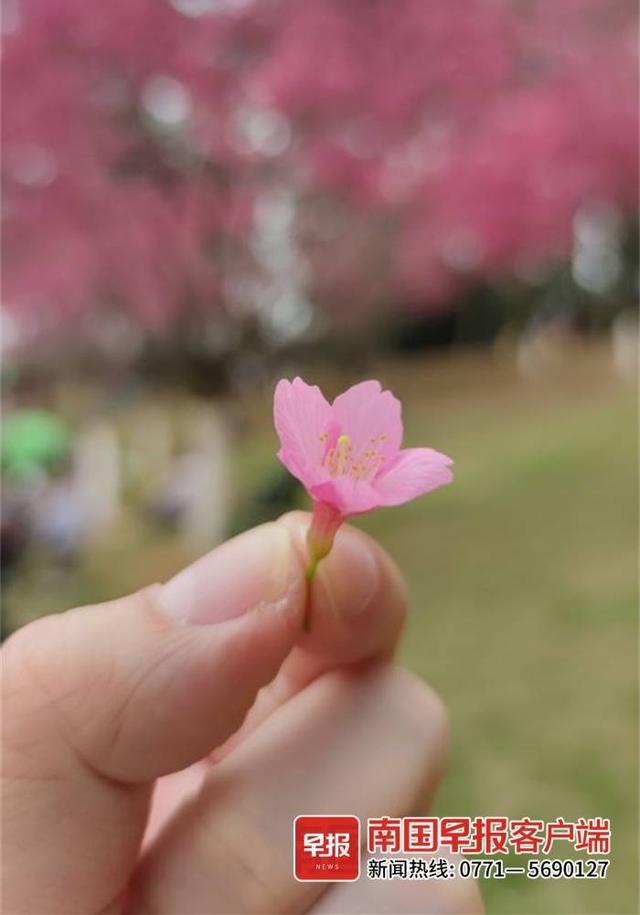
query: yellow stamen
322 431 385 481
336 434 350 475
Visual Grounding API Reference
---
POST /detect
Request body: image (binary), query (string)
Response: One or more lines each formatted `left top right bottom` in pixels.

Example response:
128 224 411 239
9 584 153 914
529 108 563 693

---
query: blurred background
1 1 638 911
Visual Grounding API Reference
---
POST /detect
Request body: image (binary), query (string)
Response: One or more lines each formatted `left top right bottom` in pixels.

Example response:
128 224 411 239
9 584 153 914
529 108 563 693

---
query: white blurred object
179 404 231 550
170 0 253 16
611 310 638 382
74 422 122 533
250 187 314 344
128 405 174 496
141 75 191 129
516 318 573 379
233 105 291 156
572 203 622 295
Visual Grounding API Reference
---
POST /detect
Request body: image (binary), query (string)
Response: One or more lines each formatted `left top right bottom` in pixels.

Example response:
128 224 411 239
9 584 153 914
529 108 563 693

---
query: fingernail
316 528 380 619
158 522 295 625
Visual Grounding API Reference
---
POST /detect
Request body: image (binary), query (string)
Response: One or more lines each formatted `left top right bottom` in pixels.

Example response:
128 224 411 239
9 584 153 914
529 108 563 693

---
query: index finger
282 509 407 661
217 510 408 755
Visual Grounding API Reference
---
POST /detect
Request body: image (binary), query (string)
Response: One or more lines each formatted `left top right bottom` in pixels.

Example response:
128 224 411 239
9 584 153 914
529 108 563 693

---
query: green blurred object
2 410 71 479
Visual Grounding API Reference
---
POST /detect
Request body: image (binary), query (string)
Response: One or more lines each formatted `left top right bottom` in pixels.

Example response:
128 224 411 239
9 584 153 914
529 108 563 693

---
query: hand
3 512 482 914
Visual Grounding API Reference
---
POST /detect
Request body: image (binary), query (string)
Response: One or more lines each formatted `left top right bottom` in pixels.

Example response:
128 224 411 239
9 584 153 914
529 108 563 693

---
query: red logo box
294 815 360 882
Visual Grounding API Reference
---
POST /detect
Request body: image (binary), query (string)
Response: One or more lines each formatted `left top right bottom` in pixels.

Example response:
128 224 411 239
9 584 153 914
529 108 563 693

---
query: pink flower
273 377 453 605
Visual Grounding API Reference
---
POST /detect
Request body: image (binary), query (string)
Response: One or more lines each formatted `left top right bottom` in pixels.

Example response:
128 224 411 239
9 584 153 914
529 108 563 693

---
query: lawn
5 344 637 914
360 349 638 915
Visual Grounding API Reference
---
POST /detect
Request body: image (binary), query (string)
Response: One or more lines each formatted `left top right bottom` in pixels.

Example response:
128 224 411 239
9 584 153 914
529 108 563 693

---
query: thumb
7 521 305 783
2 520 307 914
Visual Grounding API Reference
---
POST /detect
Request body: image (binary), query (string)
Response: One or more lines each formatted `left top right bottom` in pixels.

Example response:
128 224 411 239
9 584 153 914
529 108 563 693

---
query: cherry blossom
274 377 452 622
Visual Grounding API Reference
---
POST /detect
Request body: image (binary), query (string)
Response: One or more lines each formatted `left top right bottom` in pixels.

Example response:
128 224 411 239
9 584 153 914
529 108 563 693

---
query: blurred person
31 465 88 568
150 449 229 549
149 451 212 531
1 404 79 568
2 513 482 915
150 406 231 550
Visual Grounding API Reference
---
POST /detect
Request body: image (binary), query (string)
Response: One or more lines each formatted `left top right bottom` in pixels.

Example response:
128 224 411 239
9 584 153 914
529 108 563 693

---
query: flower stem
305 557 319 583
302 557 320 631
302 500 344 632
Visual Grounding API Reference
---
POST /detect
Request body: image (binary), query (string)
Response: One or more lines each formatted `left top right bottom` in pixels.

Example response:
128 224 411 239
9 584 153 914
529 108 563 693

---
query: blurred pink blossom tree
2 0 637 343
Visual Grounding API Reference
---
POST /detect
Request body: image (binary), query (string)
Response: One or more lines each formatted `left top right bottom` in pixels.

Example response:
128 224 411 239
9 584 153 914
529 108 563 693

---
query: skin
2 511 483 915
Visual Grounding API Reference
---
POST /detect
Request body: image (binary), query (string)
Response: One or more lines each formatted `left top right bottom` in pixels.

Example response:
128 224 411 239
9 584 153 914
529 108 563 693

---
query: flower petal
273 377 333 485
331 380 403 460
310 476 380 515
373 447 453 506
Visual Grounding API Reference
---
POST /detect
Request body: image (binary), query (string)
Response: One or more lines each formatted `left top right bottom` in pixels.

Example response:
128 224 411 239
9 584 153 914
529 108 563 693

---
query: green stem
303 502 343 633
305 557 319 582
303 558 319 632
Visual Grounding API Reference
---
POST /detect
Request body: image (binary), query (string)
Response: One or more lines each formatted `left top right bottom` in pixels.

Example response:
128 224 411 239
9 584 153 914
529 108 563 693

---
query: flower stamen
336 434 350 475
322 431 387 481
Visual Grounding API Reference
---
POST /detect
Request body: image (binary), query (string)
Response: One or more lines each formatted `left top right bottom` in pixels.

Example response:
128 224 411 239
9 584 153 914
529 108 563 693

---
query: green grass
5 346 638 914
360 366 638 915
